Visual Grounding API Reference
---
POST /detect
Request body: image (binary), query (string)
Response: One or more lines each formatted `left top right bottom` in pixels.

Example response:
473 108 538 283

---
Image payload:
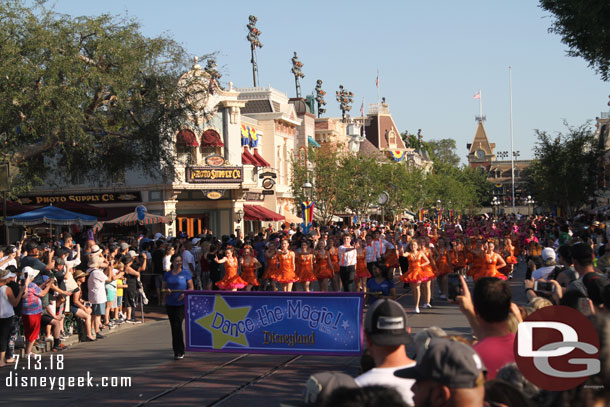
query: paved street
0 264 526 407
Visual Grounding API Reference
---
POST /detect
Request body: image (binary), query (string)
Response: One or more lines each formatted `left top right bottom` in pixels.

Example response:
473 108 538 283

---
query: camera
534 281 555 293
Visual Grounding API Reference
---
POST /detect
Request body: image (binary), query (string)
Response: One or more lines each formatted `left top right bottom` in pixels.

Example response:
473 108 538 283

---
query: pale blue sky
49 0 609 162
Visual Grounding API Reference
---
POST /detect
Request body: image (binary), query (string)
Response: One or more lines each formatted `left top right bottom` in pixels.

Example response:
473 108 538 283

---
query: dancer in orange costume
297 240 316 292
474 240 507 282
501 237 518 279
467 239 486 279
450 238 467 277
314 239 334 292
215 247 248 291
274 239 298 292
354 239 371 292
400 239 433 313
240 245 261 291
328 239 341 291
262 241 279 291
434 238 452 300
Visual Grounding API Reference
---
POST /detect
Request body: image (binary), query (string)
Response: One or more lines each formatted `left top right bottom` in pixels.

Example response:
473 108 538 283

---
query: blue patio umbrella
4 205 98 226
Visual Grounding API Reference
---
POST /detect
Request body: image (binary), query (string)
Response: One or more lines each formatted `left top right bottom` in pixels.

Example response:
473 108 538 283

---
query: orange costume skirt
384 249 400 269
400 254 435 283
241 259 259 286
216 258 248 290
263 254 279 280
355 253 371 278
505 249 518 264
273 252 298 284
435 253 452 277
315 253 334 280
298 254 317 282
423 248 436 278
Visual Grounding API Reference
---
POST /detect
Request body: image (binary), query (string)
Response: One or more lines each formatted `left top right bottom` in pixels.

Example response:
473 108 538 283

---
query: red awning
252 148 271 167
243 205 285 221
177 129 199 147
242 147 257 165
0 200 36 216
201 129 224 147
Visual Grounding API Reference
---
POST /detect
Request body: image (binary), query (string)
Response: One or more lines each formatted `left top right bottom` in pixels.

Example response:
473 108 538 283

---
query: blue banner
184 291 364 356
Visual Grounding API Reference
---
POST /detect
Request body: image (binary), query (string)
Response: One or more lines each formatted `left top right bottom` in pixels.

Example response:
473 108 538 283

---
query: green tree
290 144 343 224
526 123 601 215
422 138 461 172
336 155 384 221
540 0 610 81
0 1 200 192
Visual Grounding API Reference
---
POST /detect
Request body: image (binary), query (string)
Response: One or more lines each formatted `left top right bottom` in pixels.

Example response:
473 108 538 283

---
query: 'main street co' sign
186 166 243 184
185 292 363 356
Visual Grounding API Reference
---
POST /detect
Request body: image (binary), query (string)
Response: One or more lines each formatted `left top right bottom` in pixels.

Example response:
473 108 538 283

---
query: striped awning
104 211 169 227
177 129 199 147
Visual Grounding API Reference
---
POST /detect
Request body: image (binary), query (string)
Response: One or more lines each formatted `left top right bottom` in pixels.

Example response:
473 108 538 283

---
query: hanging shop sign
205 155 225 167
206 190 224 200
262 178 276 190
187 167 243 184
19 191 142 205
245 192 264 201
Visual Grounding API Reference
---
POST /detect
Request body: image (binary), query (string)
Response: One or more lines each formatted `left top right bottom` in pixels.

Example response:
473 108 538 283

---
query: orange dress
504 247 518 264
400 252 435 283
435 250 452 277
474 253 508 281
329 248 340 275
451 249 467 270
273 251 298 283
467 250 484 277
298 253 317 282
241 257 259 286
216 257 248 290
384 247 400 269
423 247 436 278
315 251 334 280
355 250 371 278
263 251 279 280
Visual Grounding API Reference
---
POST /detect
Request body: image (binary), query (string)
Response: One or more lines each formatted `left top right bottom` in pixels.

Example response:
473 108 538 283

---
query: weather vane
246 15 262 87
336 85 353 122
314 80 326 118
291 52 305 98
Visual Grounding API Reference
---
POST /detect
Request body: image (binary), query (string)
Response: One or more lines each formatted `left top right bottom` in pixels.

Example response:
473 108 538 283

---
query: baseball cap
0 269 15 279
541 247 556 262
119 242 130 251
22 265 40 280
303 371 358 407
413 326 448 363
154 232 165 241
395 338 486 388
363 299 412 346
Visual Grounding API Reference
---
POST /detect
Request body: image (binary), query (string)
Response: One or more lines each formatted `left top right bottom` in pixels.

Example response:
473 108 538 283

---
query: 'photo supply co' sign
185 292 363 356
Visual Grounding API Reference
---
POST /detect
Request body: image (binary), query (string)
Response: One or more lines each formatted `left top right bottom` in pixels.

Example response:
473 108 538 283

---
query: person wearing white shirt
338 235 357 292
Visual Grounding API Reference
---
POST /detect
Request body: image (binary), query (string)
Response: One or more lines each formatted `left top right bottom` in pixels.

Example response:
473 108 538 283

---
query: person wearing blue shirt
162 255 193 360
366 264 396 305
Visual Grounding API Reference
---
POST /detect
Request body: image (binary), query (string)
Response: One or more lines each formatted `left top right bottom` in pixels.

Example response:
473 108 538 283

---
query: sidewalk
18 304 169 356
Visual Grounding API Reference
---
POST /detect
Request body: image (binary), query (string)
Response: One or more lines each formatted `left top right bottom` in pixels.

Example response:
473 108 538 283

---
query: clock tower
467 120 495 169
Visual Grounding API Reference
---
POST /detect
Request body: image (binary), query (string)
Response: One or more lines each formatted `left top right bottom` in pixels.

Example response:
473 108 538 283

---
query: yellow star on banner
196 295 251 349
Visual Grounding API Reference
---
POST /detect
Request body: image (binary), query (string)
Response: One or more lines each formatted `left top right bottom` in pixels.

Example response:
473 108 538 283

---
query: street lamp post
491 196 500 217
526 195 535 216
301 181 314 234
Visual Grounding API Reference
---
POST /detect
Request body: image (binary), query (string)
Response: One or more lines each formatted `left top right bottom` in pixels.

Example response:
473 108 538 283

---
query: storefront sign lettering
187 167 243 184
19 192 141 205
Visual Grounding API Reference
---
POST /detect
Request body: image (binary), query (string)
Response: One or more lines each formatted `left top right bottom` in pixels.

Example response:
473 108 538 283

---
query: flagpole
361 97 366 138
508 66 515 215
479 89 483 119
376 68 380 107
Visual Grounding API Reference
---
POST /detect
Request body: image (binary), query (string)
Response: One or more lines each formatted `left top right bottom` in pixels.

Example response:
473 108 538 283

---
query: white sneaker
414 307 420 314
423 303 432 309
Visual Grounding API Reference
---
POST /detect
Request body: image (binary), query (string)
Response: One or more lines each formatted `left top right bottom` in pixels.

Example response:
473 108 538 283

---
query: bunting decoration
301 201 315 234
389 150 406 162
437 210 442 229
449 210 454 222
241 124 261 147
418 208 425 222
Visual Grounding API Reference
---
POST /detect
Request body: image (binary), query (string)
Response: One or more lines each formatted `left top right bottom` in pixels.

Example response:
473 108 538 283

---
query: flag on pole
360 98 365 117
473 91 481 99
376 70 379 88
